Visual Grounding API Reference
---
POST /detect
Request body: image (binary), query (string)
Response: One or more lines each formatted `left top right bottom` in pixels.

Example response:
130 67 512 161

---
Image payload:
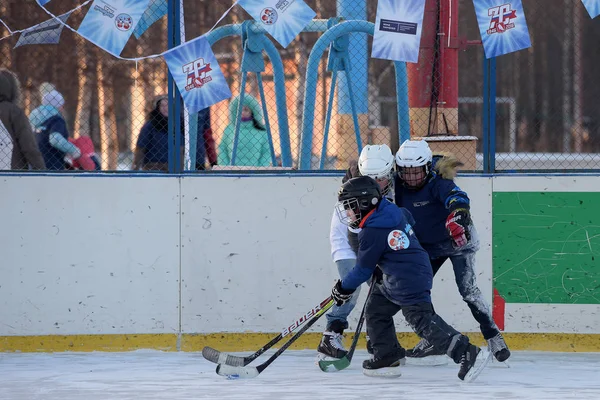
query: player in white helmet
317 144 395 360
394 139 510 365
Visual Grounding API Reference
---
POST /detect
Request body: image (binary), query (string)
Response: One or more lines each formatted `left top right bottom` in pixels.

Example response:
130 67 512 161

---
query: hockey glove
445 208 472 249
332 280 355 306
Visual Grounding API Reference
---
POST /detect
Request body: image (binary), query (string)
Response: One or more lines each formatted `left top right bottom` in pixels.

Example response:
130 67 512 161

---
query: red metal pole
407 0 437 137
407 0 459 136
439 0 459 134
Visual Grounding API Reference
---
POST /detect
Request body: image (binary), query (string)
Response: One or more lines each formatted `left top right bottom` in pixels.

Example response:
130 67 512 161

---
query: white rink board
2 174 598 338
0 176 180 336
179 175 493 334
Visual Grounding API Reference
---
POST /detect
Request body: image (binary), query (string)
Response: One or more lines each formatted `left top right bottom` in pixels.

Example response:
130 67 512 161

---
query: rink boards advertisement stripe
2 332 600 353
0 175 599 353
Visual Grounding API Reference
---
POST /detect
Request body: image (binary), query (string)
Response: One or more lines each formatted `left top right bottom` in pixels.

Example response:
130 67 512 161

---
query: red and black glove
332 280 355 306
445 208 471 248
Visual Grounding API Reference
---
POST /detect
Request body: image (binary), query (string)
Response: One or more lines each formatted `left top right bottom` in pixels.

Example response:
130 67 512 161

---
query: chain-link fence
1 0 599 172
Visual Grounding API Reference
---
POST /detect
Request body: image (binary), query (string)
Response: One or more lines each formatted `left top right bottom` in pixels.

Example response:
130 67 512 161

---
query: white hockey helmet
395 140 433 188
358 144 394 195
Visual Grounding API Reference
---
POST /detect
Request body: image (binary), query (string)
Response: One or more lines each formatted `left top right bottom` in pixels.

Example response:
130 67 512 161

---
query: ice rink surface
1 349 600 400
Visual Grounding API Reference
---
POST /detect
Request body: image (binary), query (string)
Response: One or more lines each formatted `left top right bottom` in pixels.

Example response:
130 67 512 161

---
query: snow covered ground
1 349 599 399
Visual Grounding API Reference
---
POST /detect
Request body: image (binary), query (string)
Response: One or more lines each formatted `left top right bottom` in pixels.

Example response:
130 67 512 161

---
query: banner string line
0 0 92 42
0 0 239 61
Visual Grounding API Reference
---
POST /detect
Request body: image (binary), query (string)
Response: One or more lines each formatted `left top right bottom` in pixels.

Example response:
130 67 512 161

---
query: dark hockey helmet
336 176 382 229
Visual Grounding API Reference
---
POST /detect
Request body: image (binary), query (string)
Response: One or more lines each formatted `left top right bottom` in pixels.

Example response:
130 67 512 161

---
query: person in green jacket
217 94 272 167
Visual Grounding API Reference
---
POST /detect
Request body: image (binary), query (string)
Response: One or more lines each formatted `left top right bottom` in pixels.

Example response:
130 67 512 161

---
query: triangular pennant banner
163 37 232 113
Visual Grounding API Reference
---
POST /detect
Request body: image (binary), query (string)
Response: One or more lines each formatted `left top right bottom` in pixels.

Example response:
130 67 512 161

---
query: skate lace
330 333 345 350
487 334 507 353
413 338 430 352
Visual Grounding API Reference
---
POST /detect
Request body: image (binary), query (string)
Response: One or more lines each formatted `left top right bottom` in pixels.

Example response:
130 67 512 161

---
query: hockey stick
203 296 333 367
216 297 335 379
318 279 376 372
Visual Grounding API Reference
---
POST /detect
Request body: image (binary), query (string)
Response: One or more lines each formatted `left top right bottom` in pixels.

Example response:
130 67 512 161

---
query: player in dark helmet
335 175 382 229
395 140 510 365
317 145 394 362
330 176 492 381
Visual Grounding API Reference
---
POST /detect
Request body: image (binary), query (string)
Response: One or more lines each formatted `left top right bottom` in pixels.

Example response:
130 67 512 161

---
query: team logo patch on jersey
388 230 410 250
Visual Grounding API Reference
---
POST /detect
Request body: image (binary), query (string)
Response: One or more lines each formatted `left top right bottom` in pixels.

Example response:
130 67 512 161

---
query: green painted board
493 192 600 304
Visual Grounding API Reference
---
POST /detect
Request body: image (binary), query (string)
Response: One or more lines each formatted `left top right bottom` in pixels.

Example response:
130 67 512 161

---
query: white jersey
329 206 360 262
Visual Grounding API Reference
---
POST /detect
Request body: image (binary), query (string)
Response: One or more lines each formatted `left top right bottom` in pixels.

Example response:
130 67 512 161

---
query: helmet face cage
395 140 433 189
398 164 430 189
335 198 362 229
363 170 394 196
358 144 395 196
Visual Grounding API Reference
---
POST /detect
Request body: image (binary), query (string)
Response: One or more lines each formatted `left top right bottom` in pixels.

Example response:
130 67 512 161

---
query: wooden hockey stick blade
215 298 334 378
202 347 246 367
216 363 260 379
318 281 376 372
204 296 332 367
318 356 351 372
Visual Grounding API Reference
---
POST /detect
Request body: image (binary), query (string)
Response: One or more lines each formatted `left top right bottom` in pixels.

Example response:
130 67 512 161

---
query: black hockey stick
318 279 376 372
215 297 335 378
203 296 333 367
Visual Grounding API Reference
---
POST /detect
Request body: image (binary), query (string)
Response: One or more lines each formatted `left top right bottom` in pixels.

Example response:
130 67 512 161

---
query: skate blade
405 355 449 366
363 366 402 378
463 348 492 383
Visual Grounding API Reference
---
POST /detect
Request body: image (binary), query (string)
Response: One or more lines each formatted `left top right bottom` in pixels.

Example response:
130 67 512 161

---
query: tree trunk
97 61 118 170
573 1 584 152
74 38 95 139
561 0 572 152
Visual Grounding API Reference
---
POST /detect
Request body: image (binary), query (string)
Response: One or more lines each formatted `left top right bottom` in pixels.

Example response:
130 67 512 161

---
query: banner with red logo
77 0 150 56
163 36 232 113
238 0 316 48
582 0 600 18
473 0 531 58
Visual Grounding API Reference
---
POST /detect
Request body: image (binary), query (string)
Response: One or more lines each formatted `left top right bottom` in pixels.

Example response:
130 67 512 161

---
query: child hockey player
330 176 491 381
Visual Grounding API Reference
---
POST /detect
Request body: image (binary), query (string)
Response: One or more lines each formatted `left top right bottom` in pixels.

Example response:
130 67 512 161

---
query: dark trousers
365 284 470 363
431 251 499 340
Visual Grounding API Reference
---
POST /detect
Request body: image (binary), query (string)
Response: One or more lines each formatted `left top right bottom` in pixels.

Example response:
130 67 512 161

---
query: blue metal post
336 0 367 115
395 63 410 144
206 25 292 167
489 57 497 172
167 0 182 173
299 21 409 170
319 62 339 169
482 56 490 174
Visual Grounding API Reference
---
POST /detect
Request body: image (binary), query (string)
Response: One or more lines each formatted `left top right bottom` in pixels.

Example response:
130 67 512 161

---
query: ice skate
458 344 491 382
406 338 449 366
362 349 405 378
316 331 347 361
487 333 511 362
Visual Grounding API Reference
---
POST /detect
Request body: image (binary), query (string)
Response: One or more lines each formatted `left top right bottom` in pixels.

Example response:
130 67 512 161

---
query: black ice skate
458 344 491 382
487 333 511 362
317 331 347 360
362 349 405 378
406 338 448 366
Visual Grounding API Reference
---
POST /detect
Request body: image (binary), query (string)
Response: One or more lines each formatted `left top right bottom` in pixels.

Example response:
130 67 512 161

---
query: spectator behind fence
29 88 81 170
217 95 271 167
133 95 184 172
196 107 217 170
0 69 45 170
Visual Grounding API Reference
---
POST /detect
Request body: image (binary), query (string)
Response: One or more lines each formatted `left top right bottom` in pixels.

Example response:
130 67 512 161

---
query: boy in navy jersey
331 176 491 381
394 140 510 364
